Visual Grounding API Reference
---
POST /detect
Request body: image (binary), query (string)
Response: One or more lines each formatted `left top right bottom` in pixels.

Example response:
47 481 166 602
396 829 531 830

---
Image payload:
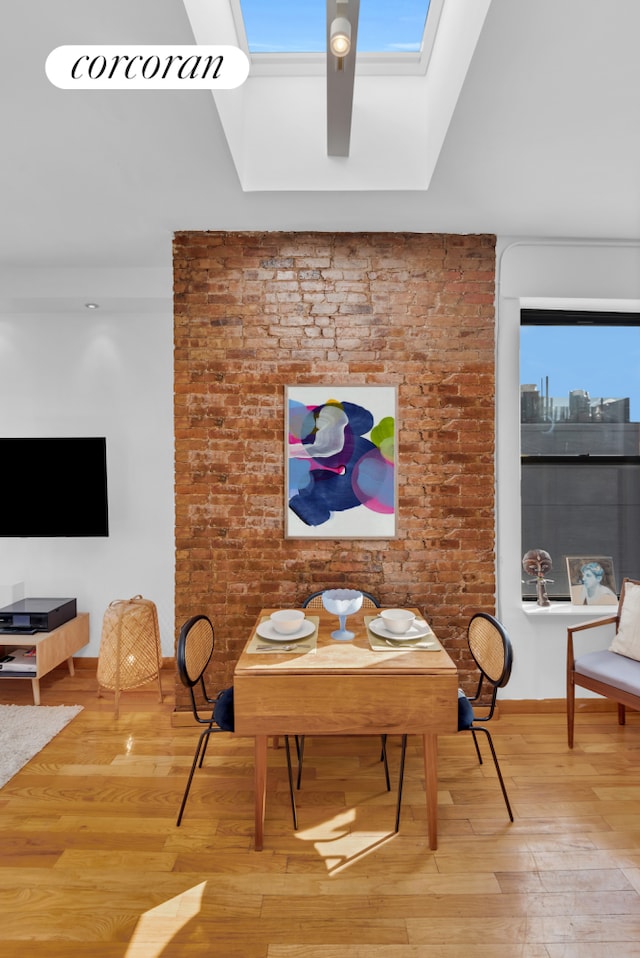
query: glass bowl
321 589 363 640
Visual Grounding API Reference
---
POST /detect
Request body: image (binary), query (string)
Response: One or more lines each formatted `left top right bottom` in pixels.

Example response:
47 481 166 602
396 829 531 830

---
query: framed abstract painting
285 385 397 539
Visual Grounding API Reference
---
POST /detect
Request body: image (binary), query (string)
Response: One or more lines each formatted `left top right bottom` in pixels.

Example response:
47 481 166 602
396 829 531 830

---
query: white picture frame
566 555 618 605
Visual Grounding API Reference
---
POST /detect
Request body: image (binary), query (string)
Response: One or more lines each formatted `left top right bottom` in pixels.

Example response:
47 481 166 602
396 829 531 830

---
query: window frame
520 307 640 601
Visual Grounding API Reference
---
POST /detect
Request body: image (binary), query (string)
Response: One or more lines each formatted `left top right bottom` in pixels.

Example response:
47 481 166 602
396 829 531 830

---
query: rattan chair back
177 615 214 689
468 612 513 689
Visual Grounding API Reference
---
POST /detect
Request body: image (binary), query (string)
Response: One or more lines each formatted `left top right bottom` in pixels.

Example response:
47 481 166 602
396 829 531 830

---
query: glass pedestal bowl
321 589 363 641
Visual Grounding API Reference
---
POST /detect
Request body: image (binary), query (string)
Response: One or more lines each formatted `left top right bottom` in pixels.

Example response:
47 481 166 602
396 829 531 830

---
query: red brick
172 231 496 710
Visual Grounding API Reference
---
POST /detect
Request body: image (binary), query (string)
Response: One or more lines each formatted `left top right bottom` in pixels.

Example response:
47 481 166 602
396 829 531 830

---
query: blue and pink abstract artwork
285 386 397 538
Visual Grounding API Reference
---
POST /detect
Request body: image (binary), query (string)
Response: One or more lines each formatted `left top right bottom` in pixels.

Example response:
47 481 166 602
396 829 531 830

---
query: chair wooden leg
567 674 575 748
618 703 626 726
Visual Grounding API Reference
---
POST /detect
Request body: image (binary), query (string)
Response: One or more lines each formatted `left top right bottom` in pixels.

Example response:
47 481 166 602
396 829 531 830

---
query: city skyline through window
521 324 640 424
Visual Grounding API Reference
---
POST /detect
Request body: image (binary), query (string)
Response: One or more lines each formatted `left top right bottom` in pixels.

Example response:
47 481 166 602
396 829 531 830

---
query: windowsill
522 602 617 616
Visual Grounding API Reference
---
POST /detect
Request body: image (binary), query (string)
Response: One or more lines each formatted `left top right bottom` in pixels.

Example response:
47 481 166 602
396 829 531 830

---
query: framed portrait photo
285 385 397 539
566 555 618 606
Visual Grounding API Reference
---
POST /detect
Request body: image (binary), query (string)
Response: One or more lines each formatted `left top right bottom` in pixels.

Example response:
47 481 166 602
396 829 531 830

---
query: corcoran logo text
46 45 250 90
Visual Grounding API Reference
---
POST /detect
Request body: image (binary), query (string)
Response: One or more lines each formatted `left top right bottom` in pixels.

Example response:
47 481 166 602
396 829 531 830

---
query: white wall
0 267 175 656
496 238 640 699
4 243 640 688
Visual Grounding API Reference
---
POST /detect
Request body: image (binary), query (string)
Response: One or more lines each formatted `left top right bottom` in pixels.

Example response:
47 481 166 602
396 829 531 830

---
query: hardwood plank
0 669 639 956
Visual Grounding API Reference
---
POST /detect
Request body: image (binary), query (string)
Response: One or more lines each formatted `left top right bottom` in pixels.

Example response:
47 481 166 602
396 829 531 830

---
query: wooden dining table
233 606 458 851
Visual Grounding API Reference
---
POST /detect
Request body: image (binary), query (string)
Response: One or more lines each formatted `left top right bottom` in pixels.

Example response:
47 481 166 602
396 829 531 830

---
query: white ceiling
2 0 640 294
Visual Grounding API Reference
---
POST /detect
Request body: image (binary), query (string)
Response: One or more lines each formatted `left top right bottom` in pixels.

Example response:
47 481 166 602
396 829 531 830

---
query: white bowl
270 609 305 635
380 608 415 635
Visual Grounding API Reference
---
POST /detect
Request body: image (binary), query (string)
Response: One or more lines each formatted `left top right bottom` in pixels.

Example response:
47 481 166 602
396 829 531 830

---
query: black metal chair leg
177 727 212 826
380 734 390 791
395 734 408 832
470 727 483 765
472 726 514 821
284 735 298 830
296 735 306 789
198 722 215 768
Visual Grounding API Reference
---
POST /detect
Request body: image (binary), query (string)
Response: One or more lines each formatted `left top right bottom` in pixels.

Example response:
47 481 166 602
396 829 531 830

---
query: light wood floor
1 667 640 957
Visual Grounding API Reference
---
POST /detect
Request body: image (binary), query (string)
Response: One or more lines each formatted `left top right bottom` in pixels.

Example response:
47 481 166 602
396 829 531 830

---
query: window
239 0 433 55
520 309 640 600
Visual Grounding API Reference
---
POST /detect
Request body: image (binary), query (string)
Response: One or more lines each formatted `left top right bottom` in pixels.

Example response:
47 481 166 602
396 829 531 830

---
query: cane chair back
178 614 215 706
467 611 513 715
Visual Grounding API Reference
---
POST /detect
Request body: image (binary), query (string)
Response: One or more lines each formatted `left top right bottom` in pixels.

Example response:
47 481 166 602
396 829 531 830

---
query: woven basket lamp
97 595 163 717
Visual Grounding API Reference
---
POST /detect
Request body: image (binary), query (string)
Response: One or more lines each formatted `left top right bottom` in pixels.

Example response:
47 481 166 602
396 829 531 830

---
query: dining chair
296 590 391 793
175 613 298 829
394 611 514 831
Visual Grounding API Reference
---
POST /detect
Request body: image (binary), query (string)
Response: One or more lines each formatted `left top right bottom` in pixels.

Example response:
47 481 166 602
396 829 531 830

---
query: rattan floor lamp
97 595 163 718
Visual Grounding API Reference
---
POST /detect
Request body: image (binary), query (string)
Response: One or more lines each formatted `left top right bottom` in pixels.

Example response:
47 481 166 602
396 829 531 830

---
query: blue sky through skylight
240 1 431 54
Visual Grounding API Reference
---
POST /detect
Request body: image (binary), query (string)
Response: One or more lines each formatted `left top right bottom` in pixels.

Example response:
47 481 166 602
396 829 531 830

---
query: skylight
240 0 431 55
182 0 493 191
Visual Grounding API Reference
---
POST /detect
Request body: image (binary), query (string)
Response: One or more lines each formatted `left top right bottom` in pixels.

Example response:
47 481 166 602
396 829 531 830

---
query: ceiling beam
326 0 360 157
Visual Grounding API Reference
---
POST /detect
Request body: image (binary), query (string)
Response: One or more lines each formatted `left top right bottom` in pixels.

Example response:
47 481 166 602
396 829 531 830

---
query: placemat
365 614 437 651
246 615 319 654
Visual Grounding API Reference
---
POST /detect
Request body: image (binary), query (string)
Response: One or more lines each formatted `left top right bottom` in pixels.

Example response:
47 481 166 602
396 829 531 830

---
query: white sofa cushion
609 579 640 661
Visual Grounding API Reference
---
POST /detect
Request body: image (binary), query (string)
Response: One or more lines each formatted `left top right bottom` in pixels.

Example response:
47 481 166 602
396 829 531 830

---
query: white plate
256 619 316 642
368 617 433 641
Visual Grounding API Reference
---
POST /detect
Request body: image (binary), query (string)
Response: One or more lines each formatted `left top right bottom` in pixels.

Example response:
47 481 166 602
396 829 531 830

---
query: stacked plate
256 619 316 642
368 616 432 642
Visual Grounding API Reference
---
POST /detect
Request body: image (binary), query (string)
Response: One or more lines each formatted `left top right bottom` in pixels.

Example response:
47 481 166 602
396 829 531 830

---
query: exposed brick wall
173 231 496 710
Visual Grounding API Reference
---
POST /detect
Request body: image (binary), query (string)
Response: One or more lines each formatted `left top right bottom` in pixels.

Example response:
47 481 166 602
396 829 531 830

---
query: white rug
0 704 83 788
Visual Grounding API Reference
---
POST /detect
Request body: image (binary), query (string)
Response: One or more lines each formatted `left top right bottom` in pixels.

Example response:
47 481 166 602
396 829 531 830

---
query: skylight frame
229 0 445 76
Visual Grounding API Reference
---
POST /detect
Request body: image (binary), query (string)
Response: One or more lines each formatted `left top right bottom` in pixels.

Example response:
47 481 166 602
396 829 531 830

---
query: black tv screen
0 437 109 537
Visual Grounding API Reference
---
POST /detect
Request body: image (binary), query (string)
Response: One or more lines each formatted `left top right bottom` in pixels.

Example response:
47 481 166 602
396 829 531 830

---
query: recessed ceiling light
84 302 100 309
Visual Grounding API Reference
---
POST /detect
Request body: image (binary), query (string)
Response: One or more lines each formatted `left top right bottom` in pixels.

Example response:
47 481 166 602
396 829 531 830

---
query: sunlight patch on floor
125 881 206 957
294 808 396 873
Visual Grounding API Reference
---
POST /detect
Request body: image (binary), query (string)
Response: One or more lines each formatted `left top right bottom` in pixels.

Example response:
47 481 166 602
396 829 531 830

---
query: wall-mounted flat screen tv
0 437 109 537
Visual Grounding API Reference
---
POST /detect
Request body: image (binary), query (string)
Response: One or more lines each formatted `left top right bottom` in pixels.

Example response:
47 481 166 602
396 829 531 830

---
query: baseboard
498 698 620 715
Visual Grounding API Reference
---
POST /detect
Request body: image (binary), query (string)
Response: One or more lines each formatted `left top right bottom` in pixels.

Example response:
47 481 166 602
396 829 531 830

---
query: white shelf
522 602 617 617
